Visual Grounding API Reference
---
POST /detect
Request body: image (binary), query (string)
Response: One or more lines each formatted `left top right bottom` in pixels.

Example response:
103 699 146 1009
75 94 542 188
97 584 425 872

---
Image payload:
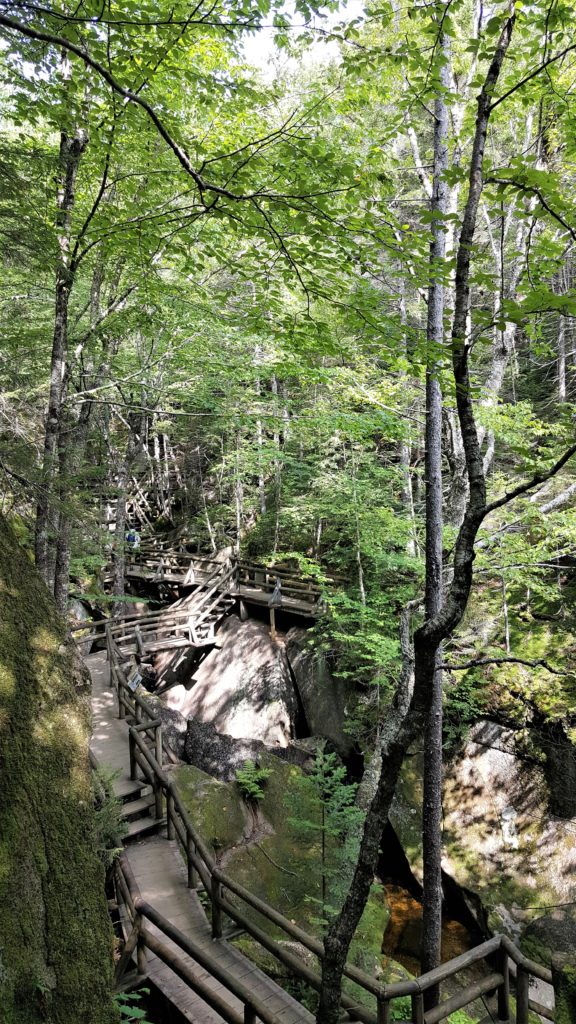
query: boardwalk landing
89 651 315 1024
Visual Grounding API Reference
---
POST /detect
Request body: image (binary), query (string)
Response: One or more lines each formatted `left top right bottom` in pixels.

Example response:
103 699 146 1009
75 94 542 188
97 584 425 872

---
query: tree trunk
35 121 88 582
558 314 567 402
315 14 516 1021
421 21 449 992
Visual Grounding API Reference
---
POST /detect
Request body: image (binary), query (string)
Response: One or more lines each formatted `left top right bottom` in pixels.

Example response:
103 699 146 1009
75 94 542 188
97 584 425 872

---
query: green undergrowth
172 754 397 1001
445 579 576 744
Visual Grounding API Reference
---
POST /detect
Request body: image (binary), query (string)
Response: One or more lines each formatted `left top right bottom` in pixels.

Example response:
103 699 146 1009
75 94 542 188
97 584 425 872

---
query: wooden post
114 916 141 983
116 671 125 719
516 967 530 1024
187 835 198 889
411 991 425 1024
496 947 510 1022
155 723 163 769
136 926 147 976
377 995 390 1024
154 777 163 820
166 791 175 840
135 625 144 657
211 879 223 939
129 730 136 781
269 606 276 640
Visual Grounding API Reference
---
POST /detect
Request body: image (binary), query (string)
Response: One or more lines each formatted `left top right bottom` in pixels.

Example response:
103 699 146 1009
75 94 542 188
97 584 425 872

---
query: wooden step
114 777 149 802
124 816 166 840
121 794 155 822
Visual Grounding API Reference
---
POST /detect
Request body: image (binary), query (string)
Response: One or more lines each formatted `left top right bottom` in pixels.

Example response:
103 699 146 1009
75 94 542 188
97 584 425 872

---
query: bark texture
421 24 449 990
0 515 117 1024
35 124 88 583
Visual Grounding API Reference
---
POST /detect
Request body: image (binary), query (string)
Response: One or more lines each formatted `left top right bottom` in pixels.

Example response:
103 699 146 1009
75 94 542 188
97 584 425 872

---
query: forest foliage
1 0 576 1018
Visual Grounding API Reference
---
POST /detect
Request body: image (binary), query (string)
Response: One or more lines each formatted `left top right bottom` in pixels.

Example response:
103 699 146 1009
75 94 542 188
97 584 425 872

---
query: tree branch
485 443 576 515
0 11 307 206
489 40 576 112
442 656 565 675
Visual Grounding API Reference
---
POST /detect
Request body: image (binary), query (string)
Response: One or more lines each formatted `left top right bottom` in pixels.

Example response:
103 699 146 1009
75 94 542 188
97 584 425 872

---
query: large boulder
391 719 576 946
285 627 353 756
522 908 576 967
171 753 395 1008
185 717 271 781
163 615 298 746
184 717 324 780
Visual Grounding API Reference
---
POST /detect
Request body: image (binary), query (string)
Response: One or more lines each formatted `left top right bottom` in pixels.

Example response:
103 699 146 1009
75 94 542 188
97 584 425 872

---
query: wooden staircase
120 780 165 841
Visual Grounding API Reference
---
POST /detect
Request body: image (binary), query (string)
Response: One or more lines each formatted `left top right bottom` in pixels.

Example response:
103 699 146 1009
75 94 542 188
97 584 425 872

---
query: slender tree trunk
315 14 516 1021
35 118 88 582
53 408 91 612
398 283 418 556
350 448 366 606
558 315 567 402
421 22 449 992
53 266 109 611
112 411 143 616
234 434 243 556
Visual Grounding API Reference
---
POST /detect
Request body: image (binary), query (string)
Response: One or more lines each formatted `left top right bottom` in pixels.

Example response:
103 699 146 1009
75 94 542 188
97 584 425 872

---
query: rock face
144 695 188 760
172 754 396 998
285 627 353 756
164 615 298 746
0 515 117 1024
185 717 272 780
184 716 323 780
391 719 576 951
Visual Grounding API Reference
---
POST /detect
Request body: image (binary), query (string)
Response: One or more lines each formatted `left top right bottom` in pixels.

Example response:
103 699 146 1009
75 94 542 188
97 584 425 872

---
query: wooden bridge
87 629 557 1024
119 546 326 616
84 548 328 661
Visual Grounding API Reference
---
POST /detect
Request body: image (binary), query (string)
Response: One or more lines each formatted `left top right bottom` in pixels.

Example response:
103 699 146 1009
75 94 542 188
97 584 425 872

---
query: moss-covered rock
171 751 396 993
521 909 576 968
172 763 247 852
391 721 576 942
0 515 117 1024
552 955 576 1024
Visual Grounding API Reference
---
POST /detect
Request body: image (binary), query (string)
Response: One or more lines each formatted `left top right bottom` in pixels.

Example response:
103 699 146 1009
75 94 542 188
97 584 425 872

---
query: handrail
236 563 323 603
101 554 552 1023
122 710 555 1024
109 562 235 649
106 626 180 765
115 855 293 1024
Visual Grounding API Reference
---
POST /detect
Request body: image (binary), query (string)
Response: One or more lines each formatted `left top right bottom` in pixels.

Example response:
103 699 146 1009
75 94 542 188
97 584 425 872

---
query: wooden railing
115 854 297 1024
106 626 180 766
235 560 324 609
118 691 554 1024
71 554 329 648
104 562 236 650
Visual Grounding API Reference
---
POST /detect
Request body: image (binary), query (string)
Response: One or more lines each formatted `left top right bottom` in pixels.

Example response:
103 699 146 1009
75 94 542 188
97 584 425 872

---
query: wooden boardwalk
128 837 313 1024
88 652 315 1024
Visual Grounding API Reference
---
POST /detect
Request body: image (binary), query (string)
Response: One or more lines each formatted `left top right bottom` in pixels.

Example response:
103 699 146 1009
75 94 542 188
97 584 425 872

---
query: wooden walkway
88 652 315 1024
128 837 312 1024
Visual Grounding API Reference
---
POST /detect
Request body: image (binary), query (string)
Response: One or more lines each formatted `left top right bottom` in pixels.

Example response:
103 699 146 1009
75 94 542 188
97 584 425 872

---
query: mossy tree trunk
0 514 118 1024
